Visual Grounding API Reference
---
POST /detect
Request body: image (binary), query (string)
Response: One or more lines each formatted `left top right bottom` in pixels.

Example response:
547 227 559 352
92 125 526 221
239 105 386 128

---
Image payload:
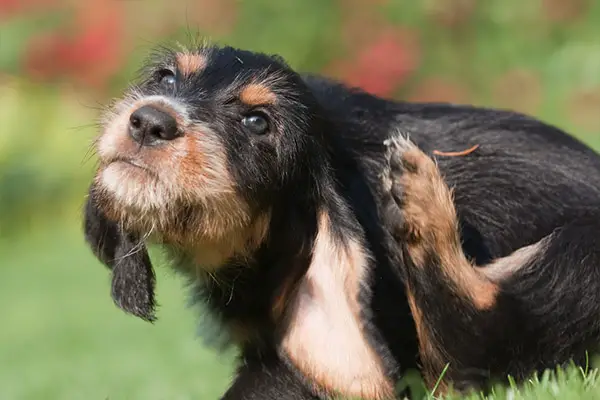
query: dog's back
304 74 600 261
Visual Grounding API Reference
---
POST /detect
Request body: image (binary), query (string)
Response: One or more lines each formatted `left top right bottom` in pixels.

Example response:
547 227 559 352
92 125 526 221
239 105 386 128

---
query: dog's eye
156 69 176 88
242 113 269 135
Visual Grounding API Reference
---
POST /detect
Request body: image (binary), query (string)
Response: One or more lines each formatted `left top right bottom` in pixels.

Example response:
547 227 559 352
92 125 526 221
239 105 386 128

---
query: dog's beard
94 174 254 247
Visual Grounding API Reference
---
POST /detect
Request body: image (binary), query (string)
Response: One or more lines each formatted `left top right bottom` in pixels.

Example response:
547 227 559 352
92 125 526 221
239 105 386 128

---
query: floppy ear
83 186 157 322
277 211 394 400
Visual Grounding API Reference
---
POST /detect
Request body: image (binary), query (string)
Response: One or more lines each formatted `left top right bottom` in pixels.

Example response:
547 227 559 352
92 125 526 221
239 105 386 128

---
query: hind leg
382 135 600 393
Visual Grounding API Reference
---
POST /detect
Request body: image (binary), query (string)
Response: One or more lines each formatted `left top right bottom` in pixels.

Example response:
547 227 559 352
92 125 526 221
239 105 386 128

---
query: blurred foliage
1 0 600 232
1 1 600 398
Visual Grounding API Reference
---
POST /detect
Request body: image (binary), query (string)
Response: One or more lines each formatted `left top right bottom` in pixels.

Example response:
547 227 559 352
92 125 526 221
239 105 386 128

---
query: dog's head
84 44 329 321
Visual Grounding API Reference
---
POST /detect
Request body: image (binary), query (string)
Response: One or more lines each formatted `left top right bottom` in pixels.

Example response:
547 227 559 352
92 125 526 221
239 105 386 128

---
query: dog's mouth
109 156 145 168
105 156 160 179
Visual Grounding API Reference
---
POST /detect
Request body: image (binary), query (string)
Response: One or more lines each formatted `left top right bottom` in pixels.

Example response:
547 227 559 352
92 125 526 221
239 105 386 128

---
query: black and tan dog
83 43 600 399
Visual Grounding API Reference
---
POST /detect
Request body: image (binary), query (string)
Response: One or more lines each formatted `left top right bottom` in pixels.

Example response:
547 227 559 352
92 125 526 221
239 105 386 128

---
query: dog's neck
163 211 272 275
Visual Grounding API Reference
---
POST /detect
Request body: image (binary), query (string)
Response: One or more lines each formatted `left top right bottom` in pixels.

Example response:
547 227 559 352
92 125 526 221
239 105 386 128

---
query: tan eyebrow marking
176 52 206 76
240 83 277 106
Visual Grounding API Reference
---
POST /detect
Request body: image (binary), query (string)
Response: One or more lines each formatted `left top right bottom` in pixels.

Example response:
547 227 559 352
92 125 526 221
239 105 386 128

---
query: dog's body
83 44 600 399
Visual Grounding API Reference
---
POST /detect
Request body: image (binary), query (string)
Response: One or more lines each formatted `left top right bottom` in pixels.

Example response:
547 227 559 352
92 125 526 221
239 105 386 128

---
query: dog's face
92 45 320 258
85 44 329 320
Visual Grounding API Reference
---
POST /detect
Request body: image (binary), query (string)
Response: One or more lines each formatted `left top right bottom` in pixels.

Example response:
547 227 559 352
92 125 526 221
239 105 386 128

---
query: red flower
325 28 420 97
66 0 125 88
22 0 125 89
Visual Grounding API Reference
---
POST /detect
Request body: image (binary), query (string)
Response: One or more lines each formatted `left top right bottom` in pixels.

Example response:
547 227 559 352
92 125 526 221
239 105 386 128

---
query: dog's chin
100 161 166 204
95 161 177 232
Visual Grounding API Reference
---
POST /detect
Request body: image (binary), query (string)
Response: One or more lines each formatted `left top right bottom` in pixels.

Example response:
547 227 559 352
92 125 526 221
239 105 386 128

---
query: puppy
83 42 600 399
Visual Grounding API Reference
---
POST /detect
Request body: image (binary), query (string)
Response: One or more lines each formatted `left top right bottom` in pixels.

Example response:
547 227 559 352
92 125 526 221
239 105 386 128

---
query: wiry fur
381 134 600 394
83 42 600 399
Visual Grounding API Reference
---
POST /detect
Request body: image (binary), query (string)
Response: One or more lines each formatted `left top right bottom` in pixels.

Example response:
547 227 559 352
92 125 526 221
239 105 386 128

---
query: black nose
128 105 181 145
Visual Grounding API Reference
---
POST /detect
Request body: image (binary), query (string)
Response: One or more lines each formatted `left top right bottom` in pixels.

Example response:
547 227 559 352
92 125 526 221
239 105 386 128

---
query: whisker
81 138 100 166
68 122 101 132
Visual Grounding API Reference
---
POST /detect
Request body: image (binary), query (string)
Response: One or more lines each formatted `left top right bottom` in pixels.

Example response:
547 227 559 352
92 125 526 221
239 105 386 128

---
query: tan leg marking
280 211 395 400
479 237 549 282
385 136 498 310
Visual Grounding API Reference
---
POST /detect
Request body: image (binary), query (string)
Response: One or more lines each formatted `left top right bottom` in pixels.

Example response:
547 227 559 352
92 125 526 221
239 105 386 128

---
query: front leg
221 351 320 400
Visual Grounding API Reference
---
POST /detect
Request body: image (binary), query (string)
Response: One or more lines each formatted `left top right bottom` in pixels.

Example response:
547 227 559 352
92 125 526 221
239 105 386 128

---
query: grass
396 361 600 400
0 221 234 400
2 219 600 400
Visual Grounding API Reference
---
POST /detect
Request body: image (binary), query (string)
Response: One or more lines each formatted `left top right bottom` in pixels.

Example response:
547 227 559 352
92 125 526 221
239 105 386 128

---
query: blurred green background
1 0 600 399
